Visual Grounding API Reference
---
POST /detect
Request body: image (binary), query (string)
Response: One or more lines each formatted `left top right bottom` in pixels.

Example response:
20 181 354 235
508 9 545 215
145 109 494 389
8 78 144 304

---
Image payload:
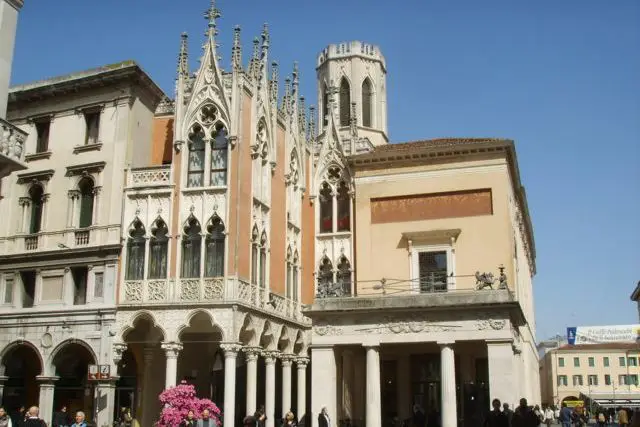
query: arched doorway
177 311 225 403
120 313 165 427
1 343 42 414
51 342 96 420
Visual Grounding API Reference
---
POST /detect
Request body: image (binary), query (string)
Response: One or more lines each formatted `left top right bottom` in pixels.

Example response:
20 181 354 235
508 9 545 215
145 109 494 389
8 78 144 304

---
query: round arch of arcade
0 337 99 421
113 309 310 427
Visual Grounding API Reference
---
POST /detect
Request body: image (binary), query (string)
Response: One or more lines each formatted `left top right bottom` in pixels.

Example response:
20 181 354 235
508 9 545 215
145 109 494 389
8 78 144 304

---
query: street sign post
88 364 98 381
88 364 110 381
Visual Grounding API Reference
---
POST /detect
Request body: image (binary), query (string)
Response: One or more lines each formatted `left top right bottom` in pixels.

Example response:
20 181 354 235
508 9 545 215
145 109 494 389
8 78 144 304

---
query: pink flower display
156 381 222 427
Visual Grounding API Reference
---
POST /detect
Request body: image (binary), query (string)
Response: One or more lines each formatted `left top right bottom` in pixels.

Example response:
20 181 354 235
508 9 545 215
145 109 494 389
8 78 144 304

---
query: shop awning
583 393 640 408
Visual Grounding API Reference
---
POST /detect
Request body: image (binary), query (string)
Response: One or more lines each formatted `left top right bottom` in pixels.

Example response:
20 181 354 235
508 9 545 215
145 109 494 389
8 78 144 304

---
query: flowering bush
156 381 222 427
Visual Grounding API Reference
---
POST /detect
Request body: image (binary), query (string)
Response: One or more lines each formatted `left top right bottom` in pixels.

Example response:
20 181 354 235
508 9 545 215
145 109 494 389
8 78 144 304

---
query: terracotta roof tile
364 137 511 154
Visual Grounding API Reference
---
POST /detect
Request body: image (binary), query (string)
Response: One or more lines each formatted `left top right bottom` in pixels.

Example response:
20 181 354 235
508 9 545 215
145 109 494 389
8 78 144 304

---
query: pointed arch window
362 78 373 127
259 231 268 288
322 84 329 127
28 185 44 234
205 215 226 277
319 182 333 234
148 218 169 279
126 219 146 280
337 255 352 296
78 177 95 228
181 217 202 278
210 124 229 186
286 247 293 299
187 124 206 187
339 78 351 127
317 257 334 294
251 226 259 285
337 181 351 232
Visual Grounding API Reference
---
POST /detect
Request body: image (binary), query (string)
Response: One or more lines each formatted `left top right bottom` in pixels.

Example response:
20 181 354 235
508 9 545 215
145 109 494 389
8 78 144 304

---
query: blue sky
10 1 640 340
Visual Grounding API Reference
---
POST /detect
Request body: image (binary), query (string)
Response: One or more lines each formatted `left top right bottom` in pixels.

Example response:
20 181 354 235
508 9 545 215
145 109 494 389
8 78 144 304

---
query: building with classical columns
0 1 539 427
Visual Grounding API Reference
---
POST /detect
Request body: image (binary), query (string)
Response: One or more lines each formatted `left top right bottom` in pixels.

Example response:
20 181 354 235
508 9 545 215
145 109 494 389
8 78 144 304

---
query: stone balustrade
0 225 120 254
121 277 306 322
126 165 171 187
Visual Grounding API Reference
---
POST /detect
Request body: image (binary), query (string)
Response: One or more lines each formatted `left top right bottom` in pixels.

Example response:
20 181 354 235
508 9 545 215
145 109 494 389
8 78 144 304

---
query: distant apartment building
630 282 640 322
540 343 640 408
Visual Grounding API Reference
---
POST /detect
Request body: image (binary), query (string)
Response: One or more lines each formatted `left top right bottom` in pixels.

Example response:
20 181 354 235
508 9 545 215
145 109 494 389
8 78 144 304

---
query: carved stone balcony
0 117 28 179
126 166 171 188
120 277 307 323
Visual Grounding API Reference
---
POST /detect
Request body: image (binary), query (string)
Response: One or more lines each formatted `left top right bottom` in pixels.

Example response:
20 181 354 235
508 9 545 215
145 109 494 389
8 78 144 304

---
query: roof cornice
6 0 24 11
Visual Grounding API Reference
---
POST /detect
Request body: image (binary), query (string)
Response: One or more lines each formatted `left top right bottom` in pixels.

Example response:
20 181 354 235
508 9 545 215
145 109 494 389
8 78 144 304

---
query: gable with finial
182 0 232 139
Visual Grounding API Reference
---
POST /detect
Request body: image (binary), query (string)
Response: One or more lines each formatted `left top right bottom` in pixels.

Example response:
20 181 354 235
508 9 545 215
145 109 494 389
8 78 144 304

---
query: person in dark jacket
318 407 330 427
22 407 45 427
511 399 538 427
179 410 196 427
53 406 71 427
254 405 267 427
484 399 508 427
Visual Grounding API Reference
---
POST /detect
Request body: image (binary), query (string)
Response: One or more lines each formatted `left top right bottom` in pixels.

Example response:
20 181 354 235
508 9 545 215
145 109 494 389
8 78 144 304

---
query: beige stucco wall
353 156 513 294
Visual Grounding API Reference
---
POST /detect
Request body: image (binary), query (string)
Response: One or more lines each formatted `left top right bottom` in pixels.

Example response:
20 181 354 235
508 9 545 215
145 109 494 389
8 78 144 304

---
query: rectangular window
4 278 13 304
558 357 565 367
588 357 595 367
71 267 88 305
210 132 228 186
417 251 448 293
573 357 580 367
605 374 611 385
619 375 628 385
628 357 637 367
84 111 100 145
604 357 610 367
588 375 598 386
620 357 626 367
557 375 568 386
630 375 639 386
35 119 51 153
93 272 104 299
20 271 36 308
572 375 583 386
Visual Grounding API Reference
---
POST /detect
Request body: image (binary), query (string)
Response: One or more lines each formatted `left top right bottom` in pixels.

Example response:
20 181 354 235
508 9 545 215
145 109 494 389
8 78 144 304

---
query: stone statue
475 271 495 290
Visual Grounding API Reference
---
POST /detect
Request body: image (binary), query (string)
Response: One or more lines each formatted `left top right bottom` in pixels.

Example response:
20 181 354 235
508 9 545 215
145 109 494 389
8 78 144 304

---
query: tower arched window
78 177 95 228
126 219 146 280
337 255 352 296
319 182 333 234
28 185 44 234
181 216 202 278
362 78 373 127
148 218 168 279
251 226 259 285
317 256 334 293
210 124 229 186
187 124 206 188
322 84 329 127
339 78 351 127
205 215 225 277
259 231 268 288
337 181 351 232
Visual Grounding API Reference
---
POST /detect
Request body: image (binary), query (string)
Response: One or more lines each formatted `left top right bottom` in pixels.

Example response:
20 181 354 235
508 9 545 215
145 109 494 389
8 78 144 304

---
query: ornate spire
292 62 299 98
270 61 279 108
232 25 242 71
205 0 220 38
178 32 189 77
249 37 260 79
308 105 316 141
261 23 270 55
298 96 306 134
350 101 358 140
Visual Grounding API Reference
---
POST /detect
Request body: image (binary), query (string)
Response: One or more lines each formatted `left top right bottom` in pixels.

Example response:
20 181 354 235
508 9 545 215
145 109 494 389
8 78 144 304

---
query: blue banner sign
567 325 640 345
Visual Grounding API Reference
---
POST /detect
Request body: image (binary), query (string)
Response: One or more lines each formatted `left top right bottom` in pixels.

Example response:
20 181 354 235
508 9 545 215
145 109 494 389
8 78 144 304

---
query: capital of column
262 350 280 364
0 375 8 384
220 342 243 358
161 342 183 359
437 340 456 348
36 376 59 387
113 342 128 364
295 357 309 369
243 346 262 361
280 353 295 367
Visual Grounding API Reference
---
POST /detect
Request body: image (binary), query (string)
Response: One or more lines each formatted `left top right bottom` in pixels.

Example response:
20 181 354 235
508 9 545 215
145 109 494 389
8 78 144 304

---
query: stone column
96 380 117 427
263 351 279 427
281 354 294 416
365 346 382 427
244 347 261 416
296 357 309 419
396 354 411 420
439 342 457 427
161 342 183 389
37 376 58 426
311 346 336 427
140 347 155 425
221 343 241 427
0 376 7 409
487 340 516 409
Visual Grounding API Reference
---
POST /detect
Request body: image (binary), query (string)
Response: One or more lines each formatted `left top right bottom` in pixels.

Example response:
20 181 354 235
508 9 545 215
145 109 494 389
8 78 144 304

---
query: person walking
511 399 538 427
196 409 216 427
0 407 13 427
318 407 330 427
558 403 572 427
543 406 554 427
180 410 196 427
23 407 45 427
502 403 514 427
70 412 87 427
619 407 630 427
